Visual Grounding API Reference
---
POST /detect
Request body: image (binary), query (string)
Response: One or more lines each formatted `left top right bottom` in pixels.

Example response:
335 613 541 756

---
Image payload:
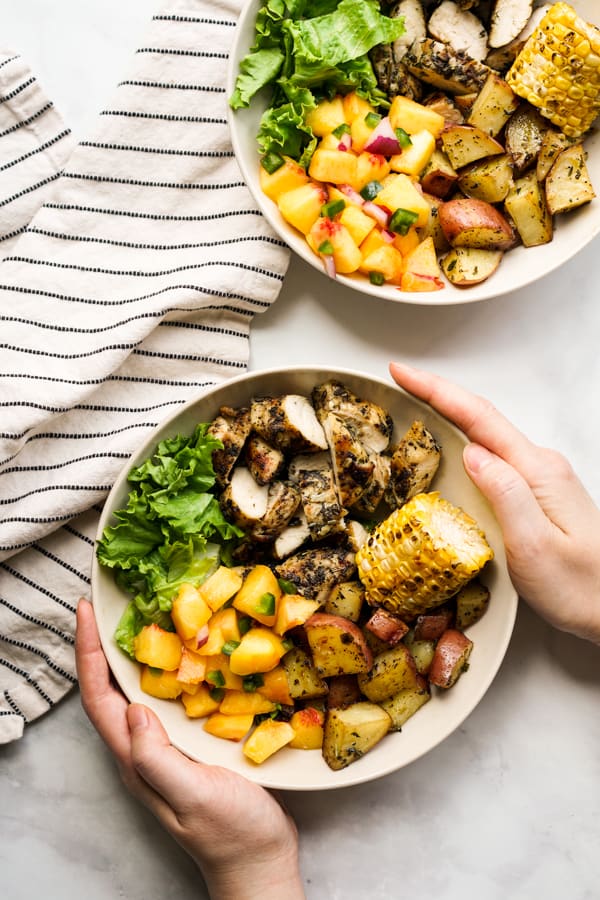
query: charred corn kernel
506 3 600 139
355 492 493 618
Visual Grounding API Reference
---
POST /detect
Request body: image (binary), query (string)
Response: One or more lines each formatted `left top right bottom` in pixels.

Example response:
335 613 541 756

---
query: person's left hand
75 598 305 900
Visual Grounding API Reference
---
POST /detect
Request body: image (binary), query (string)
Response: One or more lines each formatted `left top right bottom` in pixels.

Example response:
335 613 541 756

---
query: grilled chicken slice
288 452 346 540
404 38 492 94
250 394 327 454
488 0 533 49
312 381 393 454
371 0 426 100
344 519 370 553
486 5 549 71
208 406 251 487
273 510 311 560
322 413 374 509
244 433 285 486
275 547 357 604
385 421 442 509
250 480 301 543
351 452 391 517
428 1 489 61
219 466 269 529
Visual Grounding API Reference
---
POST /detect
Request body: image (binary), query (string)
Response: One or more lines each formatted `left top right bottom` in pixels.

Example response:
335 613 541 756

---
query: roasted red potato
438 198 516 250
429 629 474 689
304 613 373 678
365 608 410 646
413 606 454 641
326 674 362 709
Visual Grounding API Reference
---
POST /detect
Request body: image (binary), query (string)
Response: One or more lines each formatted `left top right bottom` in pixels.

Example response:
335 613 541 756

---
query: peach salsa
230 1 600 292
97 379 494 770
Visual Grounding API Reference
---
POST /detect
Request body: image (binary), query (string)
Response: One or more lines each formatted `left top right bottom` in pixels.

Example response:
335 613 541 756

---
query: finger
389 362 537 470
463 443 554 554
75 598 131 760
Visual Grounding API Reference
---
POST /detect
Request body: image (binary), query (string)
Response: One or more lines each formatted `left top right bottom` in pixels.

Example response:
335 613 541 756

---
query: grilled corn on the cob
506 2 600 139
355 492 493 619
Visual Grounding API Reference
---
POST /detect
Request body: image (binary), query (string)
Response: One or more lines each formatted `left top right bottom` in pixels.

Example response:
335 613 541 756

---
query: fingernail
464 443 494 473
128 704 149 733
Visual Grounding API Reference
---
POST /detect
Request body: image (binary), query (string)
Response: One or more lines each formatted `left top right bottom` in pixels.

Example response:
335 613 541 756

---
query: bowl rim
91 364 519 790
225 0 600 307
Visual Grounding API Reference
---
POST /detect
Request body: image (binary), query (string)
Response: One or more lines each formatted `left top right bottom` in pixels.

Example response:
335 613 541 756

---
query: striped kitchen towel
0 0 290 742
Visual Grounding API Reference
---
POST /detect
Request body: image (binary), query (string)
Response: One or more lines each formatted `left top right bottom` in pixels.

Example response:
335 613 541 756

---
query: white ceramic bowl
92 367 518 790
226 0 600 306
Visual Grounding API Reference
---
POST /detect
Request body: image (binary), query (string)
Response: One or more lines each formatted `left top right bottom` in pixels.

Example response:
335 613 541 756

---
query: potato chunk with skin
357 642 419 702
429 629 474 688
438 198 516 250
545 144 596 216
380 680 431 731
322 701 392 770
304 612 373 678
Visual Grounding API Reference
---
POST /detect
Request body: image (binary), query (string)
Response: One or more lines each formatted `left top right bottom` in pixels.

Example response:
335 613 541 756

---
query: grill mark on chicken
275 547 357 603
351 452 392 517
208 405 251 487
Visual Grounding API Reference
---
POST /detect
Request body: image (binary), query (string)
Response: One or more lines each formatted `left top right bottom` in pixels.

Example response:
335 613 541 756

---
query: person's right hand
390 362 600 645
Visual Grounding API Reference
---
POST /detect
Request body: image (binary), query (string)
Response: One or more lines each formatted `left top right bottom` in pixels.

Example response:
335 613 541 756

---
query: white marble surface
2 2 600 899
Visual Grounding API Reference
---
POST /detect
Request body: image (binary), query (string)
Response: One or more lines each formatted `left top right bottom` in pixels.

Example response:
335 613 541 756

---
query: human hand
389 362 600 645
75 599 305 900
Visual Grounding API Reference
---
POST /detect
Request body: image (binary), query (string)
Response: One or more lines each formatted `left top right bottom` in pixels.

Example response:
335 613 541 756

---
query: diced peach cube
278 182 328 235
308 148 358 186
305 97 347 136
394 228 421 256
228 628 287 676
177 646 207 684
359 229 388 258
289 706 325 750
181 684 221 718
205 653 244 690
376 174 430 227
343 91 376 124
274 593 321 636
199 566 243 612
389 95 445 138
204 712 255 742
259 157 309 202
243 719 296 764
400 236 444 292
139 665 183 700
219 689 276 716
171 583 212 644
389 129 436 176
351 115 376 154
339 205 376 247
307 217 362 274
353 152 390 191
360 244 404 284
233 564 282 627
133 624 182 671
256 666 294 706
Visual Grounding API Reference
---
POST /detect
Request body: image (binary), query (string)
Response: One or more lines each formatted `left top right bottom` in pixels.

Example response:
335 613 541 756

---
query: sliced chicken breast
322 412 374 509
351 452 391 517
244 433 285 486
428 1 489 61
250 394 327 454
404 38 492 94
219 466 269 529
385 420 442 509
273 510 311 560
312 381 393 453
250 481 301 543
288 452 346 540
489 0 533 49
275 547 357 604
208 406 252 487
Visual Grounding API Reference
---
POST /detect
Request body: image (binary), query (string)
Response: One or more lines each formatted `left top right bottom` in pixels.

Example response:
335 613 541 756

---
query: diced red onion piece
322 253 337 279
338 183 365 206
363 201 390 226
363 116 401 156
337 133 352 151
195 624 209 649
381 229 395 243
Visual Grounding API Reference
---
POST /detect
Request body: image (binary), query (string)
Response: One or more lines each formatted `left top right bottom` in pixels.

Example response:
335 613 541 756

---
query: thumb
127 704 202 806
463 443 550 552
